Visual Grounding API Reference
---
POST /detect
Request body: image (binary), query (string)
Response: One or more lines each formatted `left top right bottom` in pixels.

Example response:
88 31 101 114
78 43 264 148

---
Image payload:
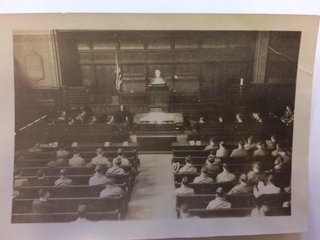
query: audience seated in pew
107 158 126 175
271 143 287 157
251 204 270 217
54 169 73 187
206 187 231 210
87 148 112 168
47 157 68 168
227 174 253 195
175 177 195 195
179 156 197 174
244 135 256 154
204 137 218 152
56 144 70 159
112 148 132 167
68 149 86 167
230 140 248 157
32 188 56 214
33 169 51 186
253 141 268 157
204 155 222 175
247 161 266 186
193 167 214 183
253 174 281 198
71 205 92 223
100 178 125 198
89 165 109 186
215 141 229 157
179 204 199 219
266 134 278 152
14 169 31 187
215 163 236 183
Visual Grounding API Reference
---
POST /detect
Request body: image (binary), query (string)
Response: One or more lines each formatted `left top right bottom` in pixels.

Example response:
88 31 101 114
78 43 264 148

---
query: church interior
12 30 299 222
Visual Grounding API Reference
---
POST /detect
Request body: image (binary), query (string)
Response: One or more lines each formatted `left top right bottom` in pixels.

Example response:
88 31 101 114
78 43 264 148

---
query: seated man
13 169 31 187
54 169 73 186
253 141 268 157
204 137 218 151
204 155 222 175
68 149 86 167
235 114 243 123
87 148 112 167
89 165 109 186
206 187 231 209
150 69 166 85
253 174 281 198
228 174 253 195
56 144 70 159
186 128 200 142
244 135 256 153
247 161 266 186
230 140 248 157
71 205 92 223
175 177 195 195
106 158 126 175
112 148 132 167
266 134 278 152
280 105 294 125
216 163 236 183
178 156 197 173
215 141 229 157
271 143 287 157
179 204 199 219
114 105 131 127
47 157 68 168
33 169 51 186
32 188 56 214
99 178 125 198
193 167 214 183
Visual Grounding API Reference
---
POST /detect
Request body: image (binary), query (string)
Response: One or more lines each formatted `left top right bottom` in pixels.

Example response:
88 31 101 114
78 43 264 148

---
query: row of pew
172 148 291 218
12 143 140 223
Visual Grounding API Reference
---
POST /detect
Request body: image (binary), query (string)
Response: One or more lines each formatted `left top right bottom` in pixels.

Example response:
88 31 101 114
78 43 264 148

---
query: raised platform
137 134 177 151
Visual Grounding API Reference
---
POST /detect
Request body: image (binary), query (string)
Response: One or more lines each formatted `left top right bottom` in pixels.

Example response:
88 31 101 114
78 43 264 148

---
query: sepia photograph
0 13 318 239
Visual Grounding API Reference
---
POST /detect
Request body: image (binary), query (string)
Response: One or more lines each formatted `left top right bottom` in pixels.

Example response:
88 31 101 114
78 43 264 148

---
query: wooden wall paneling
95 65 116 96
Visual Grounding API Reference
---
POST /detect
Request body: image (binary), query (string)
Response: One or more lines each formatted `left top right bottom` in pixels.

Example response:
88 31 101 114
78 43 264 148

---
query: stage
132 111 184 151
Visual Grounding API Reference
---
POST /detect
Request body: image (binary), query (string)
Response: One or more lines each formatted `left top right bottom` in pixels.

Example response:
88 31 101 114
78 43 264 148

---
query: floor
125 154 176 220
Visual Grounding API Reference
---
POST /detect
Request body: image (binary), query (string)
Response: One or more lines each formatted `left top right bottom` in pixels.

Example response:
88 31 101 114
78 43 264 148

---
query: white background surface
0 1 319 239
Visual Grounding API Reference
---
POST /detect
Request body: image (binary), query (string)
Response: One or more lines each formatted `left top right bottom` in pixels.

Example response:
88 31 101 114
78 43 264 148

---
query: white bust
151 69 166 85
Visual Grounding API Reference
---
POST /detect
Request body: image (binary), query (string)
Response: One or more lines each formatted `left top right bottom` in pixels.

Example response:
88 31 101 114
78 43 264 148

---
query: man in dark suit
32 188 56 214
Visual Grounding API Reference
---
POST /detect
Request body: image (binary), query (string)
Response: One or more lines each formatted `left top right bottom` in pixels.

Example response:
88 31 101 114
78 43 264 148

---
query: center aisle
125 154 176 220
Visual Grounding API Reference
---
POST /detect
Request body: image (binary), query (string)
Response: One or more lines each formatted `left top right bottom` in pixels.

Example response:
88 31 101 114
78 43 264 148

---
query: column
253 31 270 84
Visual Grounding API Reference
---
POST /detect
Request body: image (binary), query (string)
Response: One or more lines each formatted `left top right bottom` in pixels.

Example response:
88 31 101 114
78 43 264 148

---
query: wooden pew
172 155 278 165
17 166 132 177
17 185 125 199
18 150 139 172
12 211 121 223
41 124 120 143
193 122 266 142
14 174 132 194
176 193 291 216
176 163 274 173
12 196 127 219
187 207 291 218
38 142 139 152
15 156 135 168
174 172 245 183
175 182 237 194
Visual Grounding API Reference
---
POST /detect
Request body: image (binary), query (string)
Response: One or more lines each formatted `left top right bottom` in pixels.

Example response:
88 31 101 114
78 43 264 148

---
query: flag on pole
115 50 122 92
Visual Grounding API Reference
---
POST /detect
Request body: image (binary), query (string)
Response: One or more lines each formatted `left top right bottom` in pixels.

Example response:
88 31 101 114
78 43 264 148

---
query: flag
115 51 122 92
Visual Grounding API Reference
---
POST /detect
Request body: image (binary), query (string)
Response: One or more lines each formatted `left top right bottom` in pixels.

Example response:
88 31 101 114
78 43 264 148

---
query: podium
148 85 169 110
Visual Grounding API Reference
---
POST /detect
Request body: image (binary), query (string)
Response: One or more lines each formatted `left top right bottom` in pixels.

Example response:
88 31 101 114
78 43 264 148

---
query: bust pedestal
148 85 169 111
